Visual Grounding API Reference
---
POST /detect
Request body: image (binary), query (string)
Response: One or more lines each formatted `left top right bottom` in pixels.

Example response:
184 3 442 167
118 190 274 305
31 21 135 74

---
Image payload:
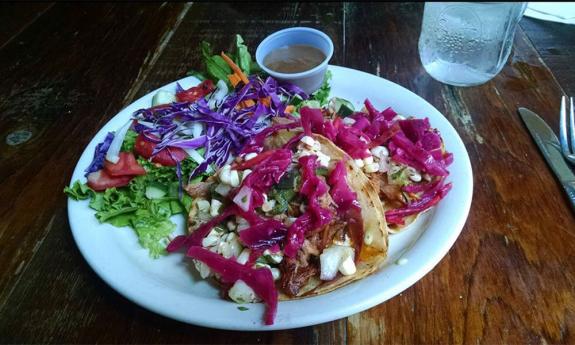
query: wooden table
1 3 574 344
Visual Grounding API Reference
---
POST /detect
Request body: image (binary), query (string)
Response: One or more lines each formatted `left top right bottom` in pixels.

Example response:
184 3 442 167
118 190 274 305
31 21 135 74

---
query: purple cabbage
130 75 306 182
84 132 114 176
239 220 287 250
391 132 448 176
186 246 278 325
399 118 430 143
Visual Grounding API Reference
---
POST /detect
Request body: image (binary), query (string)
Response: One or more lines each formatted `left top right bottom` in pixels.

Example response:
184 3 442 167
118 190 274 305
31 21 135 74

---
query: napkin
524 2 575 24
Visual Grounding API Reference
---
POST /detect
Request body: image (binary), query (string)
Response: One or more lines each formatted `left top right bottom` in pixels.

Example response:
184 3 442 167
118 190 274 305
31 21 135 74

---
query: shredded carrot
260 96 271 107
221 52 249 85
240 99 256 108
285 105 295 114
228 73 241 87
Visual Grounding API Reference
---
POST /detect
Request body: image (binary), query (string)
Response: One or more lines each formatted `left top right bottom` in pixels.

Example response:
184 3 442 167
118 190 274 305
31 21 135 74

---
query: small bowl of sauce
256 27 334 94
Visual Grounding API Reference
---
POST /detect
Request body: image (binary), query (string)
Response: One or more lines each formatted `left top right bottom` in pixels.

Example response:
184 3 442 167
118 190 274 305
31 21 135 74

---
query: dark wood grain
0 0 189 316
341 3 575 345
521 17 575 95
1 2 575 344
0 3 53 48
0 3 341 344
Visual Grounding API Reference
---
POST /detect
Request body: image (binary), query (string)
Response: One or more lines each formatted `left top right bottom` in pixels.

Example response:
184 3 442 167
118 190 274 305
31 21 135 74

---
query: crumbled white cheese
228 280 260 303
236 248 251 265
210 199 223 217
229 169 240 187
270 267 281 281
215 183 232 197
320 245 355 280
263 249 283 264
193 260 212 279
339 255 357 275
300 135 316 147
219 164 232 185
363 155 374 165
196 199 210 213
315 151 331 168
406 167 422 182
370 145 389 158
241 169 252 182
218 232 242 259
342 117 356 126
364 162 380 173
244 152 258 161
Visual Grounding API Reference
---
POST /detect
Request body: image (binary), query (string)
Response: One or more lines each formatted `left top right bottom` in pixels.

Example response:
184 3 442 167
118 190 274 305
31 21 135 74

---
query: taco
296 102 454 232
167 124 388 325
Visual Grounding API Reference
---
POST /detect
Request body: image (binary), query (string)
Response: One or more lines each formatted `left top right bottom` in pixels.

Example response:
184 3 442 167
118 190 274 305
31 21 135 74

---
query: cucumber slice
329 97 355 117
290 95 304 107
145 183 168 199
167 182 179 198
152 90 176 106
300 100 321 109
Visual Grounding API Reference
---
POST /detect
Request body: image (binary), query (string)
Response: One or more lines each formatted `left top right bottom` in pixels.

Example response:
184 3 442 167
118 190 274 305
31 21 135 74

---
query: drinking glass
418 2 527 87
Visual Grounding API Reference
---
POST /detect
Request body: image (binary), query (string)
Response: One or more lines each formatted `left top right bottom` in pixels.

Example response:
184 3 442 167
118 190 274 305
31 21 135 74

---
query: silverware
560 95 575 165
518 107 575 211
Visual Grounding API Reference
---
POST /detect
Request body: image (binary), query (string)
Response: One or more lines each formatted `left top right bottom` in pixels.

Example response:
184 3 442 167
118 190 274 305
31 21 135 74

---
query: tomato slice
87 169 134 191
104 152 146 176
134 133 187 167
176 79 215 103
233 150 276 170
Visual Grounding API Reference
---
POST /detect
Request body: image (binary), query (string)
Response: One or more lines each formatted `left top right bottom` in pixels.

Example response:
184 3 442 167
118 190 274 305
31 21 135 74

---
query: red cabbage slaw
167 148 294 325
186 246 278 325
168 139 363 325
84 76 307 187
132 76 306 180
284 155 332 258
299 101 453 226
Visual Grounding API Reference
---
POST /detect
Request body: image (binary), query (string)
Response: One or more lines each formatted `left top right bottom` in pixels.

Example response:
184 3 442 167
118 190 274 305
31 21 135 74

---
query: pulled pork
280 233 322 296
279 257 318 297
184 180 214 199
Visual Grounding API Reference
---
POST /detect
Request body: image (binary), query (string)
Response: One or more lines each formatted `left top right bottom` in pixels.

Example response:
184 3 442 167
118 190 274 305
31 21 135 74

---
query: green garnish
310 70 332 106
121 129 138 152
269 188 296 214
315 167 329 176
65 157 205 258
193 34 257 87
64 181 94 200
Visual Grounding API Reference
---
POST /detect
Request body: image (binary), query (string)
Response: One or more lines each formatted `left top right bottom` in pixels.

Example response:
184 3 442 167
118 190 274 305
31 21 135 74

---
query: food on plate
65 35 333 258
167 120 388 324
293 101 453 232
65 33 454 326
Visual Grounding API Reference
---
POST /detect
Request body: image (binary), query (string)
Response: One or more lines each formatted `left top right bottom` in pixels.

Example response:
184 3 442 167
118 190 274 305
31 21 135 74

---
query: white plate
68 65 473 331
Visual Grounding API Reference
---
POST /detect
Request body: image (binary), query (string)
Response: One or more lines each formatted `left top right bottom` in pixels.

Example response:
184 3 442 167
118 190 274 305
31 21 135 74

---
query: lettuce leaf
67 158 203 258
131 203 176 258
190 35 258 86
310 70 332 106
121 129 138 152
235 34 252 75
64 181 94 200
200 41 232 85
186 69 207 81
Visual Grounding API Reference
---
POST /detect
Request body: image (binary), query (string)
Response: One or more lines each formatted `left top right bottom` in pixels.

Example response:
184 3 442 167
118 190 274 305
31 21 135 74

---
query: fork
560 95 575 165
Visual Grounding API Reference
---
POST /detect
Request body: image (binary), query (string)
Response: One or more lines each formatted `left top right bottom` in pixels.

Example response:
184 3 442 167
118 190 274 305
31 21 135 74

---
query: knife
518 107 575 211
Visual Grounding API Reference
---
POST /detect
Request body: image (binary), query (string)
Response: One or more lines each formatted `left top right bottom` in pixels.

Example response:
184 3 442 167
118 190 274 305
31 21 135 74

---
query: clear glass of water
418 2 527 87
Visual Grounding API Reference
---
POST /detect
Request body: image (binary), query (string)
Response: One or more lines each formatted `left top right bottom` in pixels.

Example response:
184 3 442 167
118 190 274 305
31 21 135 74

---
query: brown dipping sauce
263 44 326 73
